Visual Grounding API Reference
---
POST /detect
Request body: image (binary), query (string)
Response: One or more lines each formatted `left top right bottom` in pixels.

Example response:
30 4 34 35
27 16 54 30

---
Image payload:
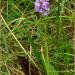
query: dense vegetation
0 0 75 75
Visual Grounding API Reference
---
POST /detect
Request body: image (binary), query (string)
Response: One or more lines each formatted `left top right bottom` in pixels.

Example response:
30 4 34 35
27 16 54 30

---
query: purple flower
34 0 49 16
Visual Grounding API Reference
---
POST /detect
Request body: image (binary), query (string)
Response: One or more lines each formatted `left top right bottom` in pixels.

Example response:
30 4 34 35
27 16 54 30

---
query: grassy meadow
0 0 75 75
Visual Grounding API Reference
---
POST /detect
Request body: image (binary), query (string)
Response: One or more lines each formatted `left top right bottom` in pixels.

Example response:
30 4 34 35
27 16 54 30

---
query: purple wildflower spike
34 0 49 16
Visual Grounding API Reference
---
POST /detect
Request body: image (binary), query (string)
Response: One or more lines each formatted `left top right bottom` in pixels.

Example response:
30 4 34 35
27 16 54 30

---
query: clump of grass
0 0 74 75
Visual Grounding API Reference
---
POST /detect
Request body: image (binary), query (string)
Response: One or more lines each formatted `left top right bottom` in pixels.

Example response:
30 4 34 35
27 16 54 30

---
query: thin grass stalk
73 0 75 74
4 62 11 75
55 0 62 72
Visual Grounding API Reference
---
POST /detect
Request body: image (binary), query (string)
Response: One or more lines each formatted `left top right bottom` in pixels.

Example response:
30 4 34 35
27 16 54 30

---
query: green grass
0 0 75 75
